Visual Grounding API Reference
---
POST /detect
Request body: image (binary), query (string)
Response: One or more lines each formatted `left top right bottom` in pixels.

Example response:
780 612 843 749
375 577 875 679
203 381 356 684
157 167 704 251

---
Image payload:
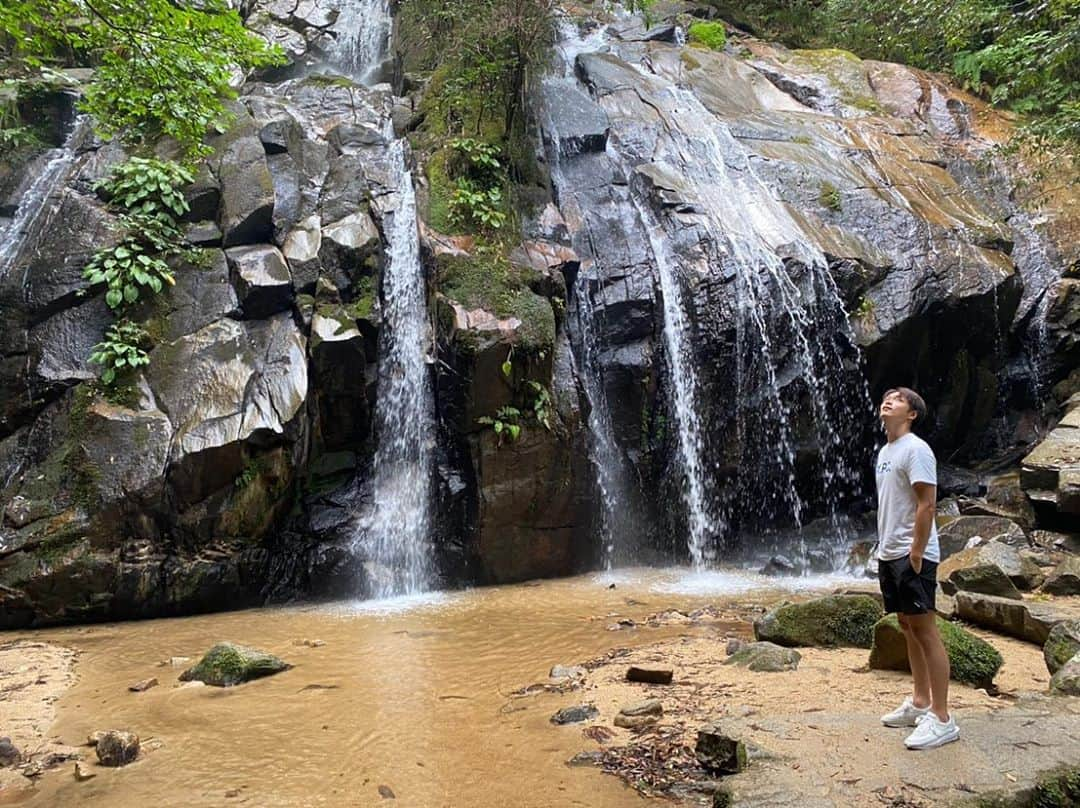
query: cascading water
545 13 873 569
327 2 436 597
330 0 393 83
354 139 436 597
0 115 90 278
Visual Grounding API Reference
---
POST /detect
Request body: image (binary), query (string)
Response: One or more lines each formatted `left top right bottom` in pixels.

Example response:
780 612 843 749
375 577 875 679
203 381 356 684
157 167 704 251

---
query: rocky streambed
2 570 1079 807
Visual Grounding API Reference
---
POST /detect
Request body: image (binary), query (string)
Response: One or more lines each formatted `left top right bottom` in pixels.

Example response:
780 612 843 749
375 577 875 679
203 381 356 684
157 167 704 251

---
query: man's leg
906 612 950 721
899 614 932 708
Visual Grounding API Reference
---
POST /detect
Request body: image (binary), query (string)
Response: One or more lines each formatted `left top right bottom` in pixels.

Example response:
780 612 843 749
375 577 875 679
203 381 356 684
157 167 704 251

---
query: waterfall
0 115 91 279
544 17 643 567
331 0 393 83
546 13 872 567
354 139 435 597
324 2 435 597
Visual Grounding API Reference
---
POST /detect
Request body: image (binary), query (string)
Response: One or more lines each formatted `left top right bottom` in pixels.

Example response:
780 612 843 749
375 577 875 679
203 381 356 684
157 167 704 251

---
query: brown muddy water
10 568 864 807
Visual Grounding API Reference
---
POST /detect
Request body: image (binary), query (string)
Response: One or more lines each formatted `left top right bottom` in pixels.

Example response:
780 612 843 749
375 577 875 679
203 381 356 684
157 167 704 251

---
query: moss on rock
688 21 727 51
869 614 1003 688
179 642 291 687
753 595 883 648
1044 620 1080 676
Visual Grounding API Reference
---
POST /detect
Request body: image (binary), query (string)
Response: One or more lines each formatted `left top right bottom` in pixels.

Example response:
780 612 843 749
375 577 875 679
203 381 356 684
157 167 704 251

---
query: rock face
754 595 883 648
1 1 1078 623
178 642 291 687
868 614 1003 688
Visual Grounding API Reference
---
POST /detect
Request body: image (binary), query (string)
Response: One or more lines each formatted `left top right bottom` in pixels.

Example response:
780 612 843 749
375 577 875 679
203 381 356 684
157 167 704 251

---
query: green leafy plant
88 319 149 385
84 238 176 311
527 381 553 431
478 405 522 442
449 179 507 230
0 0 285 158
94 157 193 219
688 21 728 51
854 296 875 318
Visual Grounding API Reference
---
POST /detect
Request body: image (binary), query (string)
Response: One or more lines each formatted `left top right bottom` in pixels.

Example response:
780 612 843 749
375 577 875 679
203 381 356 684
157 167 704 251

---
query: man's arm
909 481 936 573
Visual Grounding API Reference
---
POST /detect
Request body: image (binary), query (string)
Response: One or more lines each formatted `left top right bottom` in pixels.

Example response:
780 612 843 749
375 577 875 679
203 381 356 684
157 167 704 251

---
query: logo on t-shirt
877 459 892 475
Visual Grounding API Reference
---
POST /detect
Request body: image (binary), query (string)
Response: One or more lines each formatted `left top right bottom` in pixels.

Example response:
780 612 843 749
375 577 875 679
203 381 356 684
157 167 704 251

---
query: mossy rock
687 21 727 51
753 595 884 648
724 641 801 672
1044 620 1080 675
1033 763 1080 806
179 642 291 687
869 614 1003 689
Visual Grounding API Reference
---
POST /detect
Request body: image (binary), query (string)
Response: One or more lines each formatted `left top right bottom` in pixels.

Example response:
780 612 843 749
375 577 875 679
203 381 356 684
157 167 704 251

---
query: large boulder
179 642 291 686
753 595 883 648
1021 396 1080 529
1042 556 1080 596
937 541 1044 597
1044 620 1080 675
868 614 1003 688
954 591 1064 645
937 516 1028 559
1050 652 1080 696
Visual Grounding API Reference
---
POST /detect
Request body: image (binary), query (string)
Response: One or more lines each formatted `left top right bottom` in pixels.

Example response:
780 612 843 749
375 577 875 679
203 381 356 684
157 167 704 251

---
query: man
875 387 958 750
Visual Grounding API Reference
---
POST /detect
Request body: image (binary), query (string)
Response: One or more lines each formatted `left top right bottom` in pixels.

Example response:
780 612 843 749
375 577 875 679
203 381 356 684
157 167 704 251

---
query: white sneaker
904 713 960 750
880 697 929 727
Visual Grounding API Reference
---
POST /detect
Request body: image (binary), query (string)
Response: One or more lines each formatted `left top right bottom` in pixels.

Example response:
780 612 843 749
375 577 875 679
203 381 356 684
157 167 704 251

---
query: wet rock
128 678 158 693
1044 620 1080 675
760 554 801 577
226 244 294 318
185 220 223 247
869 614 1002 688
954 591 1064 645
94 730 139 767
378 784 395 799
724 641 801 672
549 665 587 681
73 761 96 781
0 738 20 767
551 704 598 724
938 516 1028 559
1050 652 1080 696
1042 557 1080 596
626 666 673 684
178 642 291 687
753 595 883 648
213 104 275 247
696 724 748 774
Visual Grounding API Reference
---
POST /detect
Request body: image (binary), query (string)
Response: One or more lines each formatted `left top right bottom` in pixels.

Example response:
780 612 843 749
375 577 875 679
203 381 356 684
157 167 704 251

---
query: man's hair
883 387 928 425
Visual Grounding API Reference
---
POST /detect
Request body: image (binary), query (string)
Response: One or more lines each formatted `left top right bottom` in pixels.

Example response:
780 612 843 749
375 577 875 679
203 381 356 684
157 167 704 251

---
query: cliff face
0 2 1076 627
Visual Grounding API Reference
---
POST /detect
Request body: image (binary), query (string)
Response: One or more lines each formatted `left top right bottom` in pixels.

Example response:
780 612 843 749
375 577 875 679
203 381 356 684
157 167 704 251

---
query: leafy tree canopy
0 0 284 158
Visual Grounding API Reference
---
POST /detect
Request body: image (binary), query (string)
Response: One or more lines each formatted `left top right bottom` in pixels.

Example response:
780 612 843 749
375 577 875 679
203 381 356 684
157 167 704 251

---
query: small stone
567 751 604 767
724 641 801 672
178 680 206 690
0 737 21 767
614 713 658 729
696 724 748 774
1050 651 1080 696
94 730 140 767
619 699 663 717
129 677 159 692
294 639 326 648
551 704 599 724
761 554 801 577
73 761 96 781
225 789 240 798
626 666 673 685
159 656 191 668
725 638 746 656
549 665 587 680
378 784 396 799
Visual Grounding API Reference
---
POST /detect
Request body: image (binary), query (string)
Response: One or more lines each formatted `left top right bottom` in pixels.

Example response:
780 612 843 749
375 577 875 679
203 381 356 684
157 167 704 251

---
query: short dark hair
882 387 927 424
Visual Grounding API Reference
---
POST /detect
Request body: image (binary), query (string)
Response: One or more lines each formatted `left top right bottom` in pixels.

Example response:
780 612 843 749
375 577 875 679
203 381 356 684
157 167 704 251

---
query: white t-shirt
875 432 939 562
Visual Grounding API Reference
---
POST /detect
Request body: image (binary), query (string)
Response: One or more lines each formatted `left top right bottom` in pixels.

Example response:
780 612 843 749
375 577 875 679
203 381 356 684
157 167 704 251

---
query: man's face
880 391 914 427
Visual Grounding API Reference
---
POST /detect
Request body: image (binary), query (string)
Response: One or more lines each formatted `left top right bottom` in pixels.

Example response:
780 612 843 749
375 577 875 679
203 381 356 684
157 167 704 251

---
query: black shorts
878 554 938 615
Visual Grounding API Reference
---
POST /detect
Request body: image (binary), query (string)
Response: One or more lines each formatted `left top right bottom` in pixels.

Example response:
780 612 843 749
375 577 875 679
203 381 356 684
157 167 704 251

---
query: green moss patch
178 642 291 687
869 614 1003 688
437 249 554 352
688 21 727 51
754 595 883 648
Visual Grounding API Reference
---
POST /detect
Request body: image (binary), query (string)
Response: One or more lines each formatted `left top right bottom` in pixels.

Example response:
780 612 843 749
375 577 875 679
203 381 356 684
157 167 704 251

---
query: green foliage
688 21 728 51
81 157 190 386
450 179 507 230
446 136 509 231
478 405 523 442
1034 765 1080 808
526 380 553 430
88 318 149 385
854 296 875 318
0 0 284 158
